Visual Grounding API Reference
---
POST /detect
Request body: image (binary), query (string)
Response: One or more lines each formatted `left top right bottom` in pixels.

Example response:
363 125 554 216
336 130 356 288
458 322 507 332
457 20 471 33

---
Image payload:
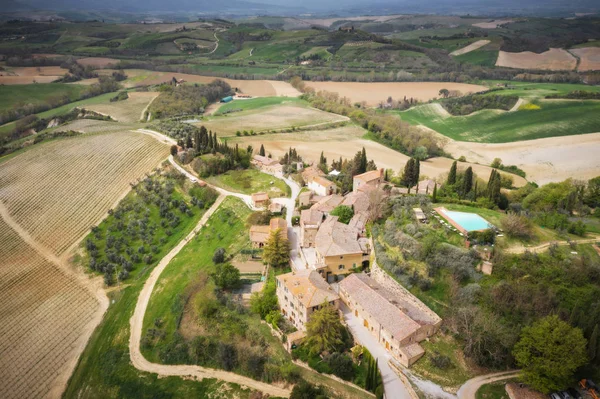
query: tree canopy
262 228 290 268
513 315 588 394
305 303 346 356
330 205 354 224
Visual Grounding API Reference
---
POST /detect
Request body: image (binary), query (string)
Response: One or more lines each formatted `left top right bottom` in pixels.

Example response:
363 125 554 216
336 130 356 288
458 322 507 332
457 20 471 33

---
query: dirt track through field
450 40 491 56
570 47 600 71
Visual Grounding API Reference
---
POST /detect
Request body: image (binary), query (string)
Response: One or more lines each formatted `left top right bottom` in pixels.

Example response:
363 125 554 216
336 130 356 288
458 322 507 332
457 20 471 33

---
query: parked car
567 388 582 399
550 393 562 399
559 391 572 399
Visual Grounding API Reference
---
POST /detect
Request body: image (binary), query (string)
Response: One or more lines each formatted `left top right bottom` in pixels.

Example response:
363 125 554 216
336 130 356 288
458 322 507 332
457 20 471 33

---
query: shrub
430 352 451 369
213 247 226 264
501 214 534 240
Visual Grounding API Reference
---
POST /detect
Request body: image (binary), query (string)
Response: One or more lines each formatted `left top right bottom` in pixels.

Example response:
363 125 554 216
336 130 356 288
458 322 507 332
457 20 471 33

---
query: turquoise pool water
443 210 493 231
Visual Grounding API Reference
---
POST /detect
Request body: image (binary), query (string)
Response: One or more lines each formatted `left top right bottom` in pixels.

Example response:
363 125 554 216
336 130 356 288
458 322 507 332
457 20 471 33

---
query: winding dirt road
505 235 600 254
129 194 292 397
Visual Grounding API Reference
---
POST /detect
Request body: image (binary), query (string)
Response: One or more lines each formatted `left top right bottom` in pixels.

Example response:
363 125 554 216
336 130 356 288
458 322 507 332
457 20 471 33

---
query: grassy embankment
207 169 290 197
398 81 600 142
476 381 511 399
63 174 256 398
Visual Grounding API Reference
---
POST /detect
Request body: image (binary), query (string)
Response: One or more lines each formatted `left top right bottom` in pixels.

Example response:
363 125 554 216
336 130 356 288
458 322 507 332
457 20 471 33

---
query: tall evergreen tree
462 167 473 198
185 135 193 149
414 159 420 186
432 183 438 203
448 161 457 185
402 158 415 189
259 144 265 157
360 147 367 174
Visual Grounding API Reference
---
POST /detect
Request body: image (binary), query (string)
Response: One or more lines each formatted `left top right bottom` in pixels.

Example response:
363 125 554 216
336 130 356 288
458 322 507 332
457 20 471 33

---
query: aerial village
250 153 443 369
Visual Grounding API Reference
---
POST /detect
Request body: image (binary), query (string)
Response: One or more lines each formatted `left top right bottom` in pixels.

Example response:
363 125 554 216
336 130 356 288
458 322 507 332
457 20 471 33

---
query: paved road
457 371 520 399
341 304 413 399
129 195 292 397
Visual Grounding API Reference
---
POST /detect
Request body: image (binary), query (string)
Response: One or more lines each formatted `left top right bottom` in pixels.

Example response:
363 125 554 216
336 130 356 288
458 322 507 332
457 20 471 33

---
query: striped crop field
0 129 168 397
0 218 99 399
0 130 168 255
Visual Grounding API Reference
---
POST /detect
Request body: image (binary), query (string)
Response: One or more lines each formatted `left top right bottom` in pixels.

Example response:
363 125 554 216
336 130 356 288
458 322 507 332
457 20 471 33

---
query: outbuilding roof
315 216 363 257
277 269 339 308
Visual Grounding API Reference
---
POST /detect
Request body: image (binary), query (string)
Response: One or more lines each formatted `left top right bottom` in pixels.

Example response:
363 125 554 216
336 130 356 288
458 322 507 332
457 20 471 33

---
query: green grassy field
141 197 255 359
0 91 118 139
455 47 499 66
215 96 305 114
480 80 600 98
0 83 88 110
399 99 600 142
206 169 290 197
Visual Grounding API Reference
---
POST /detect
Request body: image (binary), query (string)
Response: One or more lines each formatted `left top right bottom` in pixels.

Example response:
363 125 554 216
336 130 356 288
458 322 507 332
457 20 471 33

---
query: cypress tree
185 135 193 149
589 324 598 362
448 161 457 185
432 183 437 203
462 166 473 198
414 159 420 187
402 158 415 189
259 144 265 157
360 147 367 174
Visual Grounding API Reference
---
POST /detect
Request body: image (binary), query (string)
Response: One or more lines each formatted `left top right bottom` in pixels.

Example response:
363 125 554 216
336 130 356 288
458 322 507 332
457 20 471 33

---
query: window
352 263 356 268
340 256 344 259
338 265 345 270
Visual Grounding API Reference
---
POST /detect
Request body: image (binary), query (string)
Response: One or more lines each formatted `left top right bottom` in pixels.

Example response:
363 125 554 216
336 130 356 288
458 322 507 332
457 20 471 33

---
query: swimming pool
438 208 494 232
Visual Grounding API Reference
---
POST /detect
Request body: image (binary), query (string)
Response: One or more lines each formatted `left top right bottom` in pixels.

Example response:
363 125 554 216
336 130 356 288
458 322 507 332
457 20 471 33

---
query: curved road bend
129 194 292 398
457 371 520 399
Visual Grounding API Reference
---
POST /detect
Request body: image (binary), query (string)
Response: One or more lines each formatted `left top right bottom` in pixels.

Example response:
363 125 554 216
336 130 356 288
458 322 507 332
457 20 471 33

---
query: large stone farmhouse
314 216 370 282
339 272 442 367
299 209 324 248
307 175 336 196
352 168 385 193
249 217 287 248
276 269 340 331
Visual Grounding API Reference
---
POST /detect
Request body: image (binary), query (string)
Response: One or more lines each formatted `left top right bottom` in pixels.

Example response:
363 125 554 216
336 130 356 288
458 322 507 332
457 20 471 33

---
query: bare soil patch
231 260 265 273
7 66 67 76
496 48 577 71
0 66 67 84
76 57 121 68
570 47 600 71
443 132 600 185
303 81 489 106
472 19 514 29
0 75 59 84
266 80 302 97
230 128 526 186
450 40 491 56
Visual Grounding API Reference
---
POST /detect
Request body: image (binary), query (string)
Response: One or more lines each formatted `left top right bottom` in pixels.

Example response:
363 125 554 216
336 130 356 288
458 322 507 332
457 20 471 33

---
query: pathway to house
340 303 414 399
456 370 520 399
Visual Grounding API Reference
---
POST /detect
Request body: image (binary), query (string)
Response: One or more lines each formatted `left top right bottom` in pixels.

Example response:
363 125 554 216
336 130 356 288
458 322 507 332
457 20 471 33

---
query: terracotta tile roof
400 343 425 358
315 216 362 257
311 175 335 188
310 194 344 213
270 218 288 240
300 209 324 226
253 154 279 166
249 225 270 242
353 169 383 183
252 192 269 202
342 191 370 214
339 273 421 342
277 269 340 308
302 165 325 182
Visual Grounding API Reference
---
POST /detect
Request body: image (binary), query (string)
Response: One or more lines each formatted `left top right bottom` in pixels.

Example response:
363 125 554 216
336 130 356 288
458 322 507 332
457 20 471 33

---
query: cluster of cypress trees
364 352 382 395
486 169 502 205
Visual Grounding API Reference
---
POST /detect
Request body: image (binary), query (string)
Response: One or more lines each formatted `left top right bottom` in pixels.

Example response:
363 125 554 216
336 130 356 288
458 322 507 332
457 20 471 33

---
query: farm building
220 96 233 103
251 192 269 208
300 209 324 248
276 269 339 331
307 175 336 196
249 218 287 248
353 169 385 193
339 273 441 367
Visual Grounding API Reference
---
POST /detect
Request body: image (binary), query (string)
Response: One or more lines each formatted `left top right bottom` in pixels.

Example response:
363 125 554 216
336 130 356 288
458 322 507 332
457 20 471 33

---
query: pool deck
434 207 469 235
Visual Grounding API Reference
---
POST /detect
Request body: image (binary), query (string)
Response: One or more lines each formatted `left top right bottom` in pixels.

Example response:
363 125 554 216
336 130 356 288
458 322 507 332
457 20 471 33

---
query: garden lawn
476 381 510 399
207 169 290 197
399 99 600 142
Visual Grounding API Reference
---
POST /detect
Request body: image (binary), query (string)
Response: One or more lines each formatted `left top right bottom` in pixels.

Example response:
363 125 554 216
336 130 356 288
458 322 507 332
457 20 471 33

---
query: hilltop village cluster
250 155 442 367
